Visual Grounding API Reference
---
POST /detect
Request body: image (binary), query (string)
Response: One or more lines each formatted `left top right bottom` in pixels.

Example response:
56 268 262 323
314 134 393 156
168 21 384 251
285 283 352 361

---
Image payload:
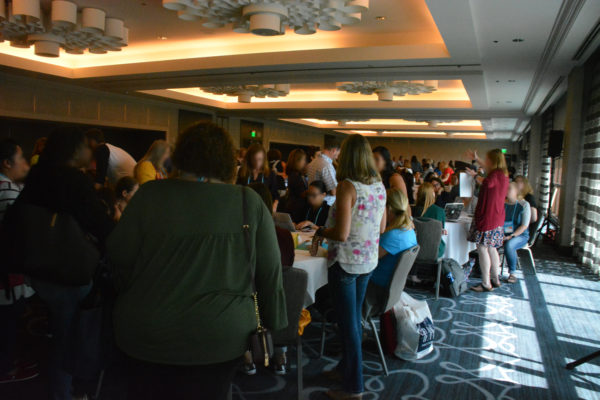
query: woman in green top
413 182 446 258
107 122 287 400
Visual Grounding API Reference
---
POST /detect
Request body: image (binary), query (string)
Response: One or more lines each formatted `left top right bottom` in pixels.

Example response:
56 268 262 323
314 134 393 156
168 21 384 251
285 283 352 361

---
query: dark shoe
0 367 39 384
326 390 363 399
470 284 494 292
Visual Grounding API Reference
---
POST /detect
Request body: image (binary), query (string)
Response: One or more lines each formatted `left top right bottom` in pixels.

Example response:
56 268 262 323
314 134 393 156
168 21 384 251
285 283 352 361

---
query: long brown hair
238 143 270 181
336 134 380 185
286 148 306 175
416 182 436 217
487 148 508 176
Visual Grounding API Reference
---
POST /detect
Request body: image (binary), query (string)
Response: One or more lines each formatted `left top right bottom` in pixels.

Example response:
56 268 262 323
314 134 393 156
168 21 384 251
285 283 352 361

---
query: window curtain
538 110 554 214
574 66 600 274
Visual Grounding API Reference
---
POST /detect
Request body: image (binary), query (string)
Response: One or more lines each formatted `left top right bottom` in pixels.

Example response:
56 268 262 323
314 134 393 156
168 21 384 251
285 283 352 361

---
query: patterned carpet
1 243 599 400
233 242 600 400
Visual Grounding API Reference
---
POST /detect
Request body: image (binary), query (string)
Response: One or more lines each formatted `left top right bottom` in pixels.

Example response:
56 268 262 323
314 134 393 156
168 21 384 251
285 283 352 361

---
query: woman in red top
440 161 454 185
465 149 509 292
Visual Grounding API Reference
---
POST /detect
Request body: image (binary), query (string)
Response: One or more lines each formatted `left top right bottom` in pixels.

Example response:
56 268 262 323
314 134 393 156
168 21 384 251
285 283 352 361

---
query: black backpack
440 258 468 297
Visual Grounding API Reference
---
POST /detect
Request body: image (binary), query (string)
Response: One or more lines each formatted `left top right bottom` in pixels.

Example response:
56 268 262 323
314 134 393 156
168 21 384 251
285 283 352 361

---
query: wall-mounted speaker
548 130 564 158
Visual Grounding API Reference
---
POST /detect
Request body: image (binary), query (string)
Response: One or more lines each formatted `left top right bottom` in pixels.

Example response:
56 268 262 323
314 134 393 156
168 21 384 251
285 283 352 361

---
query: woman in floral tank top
314 134 386 399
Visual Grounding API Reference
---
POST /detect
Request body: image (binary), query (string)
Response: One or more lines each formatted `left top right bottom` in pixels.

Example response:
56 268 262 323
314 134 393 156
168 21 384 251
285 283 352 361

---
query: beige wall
0 72 326 150
366 137 518 164
263 120 325 149
0 72 183 142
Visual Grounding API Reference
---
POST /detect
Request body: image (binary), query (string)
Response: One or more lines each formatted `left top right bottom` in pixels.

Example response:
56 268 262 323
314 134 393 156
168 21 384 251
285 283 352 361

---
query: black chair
412 217 443 299
362 245 420 376
272 267 309 400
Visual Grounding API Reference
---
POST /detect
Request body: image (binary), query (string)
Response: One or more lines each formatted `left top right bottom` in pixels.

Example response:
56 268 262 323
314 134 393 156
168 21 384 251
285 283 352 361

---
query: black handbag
7 203 100 286
241 188 274 367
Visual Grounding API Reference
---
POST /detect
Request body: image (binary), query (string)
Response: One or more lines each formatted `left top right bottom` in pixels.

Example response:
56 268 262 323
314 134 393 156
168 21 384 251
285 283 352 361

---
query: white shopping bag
393 292 435 361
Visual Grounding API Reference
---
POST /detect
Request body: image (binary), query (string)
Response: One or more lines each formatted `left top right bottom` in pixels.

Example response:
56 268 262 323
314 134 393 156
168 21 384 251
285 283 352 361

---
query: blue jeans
504 235 529 273
328 263 372 394
31 279 91 400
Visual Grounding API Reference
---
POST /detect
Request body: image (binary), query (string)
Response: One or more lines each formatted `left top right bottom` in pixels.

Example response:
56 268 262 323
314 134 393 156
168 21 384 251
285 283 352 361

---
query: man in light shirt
306 136 341 206
86 128 137 189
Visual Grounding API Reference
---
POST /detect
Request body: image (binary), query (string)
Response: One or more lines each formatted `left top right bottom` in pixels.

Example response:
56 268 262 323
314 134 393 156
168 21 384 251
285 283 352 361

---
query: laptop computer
273 212 297 232
444 203 464 222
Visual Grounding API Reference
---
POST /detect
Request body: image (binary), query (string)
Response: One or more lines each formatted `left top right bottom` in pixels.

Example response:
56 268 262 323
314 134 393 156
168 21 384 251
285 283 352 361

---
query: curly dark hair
172 122 236 182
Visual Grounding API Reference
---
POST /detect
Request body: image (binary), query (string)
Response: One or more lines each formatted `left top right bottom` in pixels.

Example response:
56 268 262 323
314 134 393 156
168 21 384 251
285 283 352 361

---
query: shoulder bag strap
242 188 263 330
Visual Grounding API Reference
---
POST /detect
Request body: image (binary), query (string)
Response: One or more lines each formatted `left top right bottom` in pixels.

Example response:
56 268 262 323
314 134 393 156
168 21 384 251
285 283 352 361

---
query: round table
443 213 476 265
293 247 328 307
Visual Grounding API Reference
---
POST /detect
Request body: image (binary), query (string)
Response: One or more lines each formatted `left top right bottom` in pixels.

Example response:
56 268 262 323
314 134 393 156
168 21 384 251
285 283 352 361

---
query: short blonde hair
386 188 413 231
514 175 533 197
416 182 436 217
336 134 381 185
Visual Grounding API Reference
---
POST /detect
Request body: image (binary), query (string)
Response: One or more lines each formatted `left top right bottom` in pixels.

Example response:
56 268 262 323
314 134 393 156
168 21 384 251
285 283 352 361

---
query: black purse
241 188 274 367
7 203 100 286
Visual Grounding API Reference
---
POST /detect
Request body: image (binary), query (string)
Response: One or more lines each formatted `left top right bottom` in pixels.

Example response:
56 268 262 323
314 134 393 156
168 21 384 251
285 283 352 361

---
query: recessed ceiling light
508 79 516 82
158 35 168 40
512 38 524 42
493 40 499 43
375 16 386 21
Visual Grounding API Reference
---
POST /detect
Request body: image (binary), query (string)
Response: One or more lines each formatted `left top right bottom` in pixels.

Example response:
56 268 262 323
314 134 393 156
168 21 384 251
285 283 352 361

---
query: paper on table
459 172 473 198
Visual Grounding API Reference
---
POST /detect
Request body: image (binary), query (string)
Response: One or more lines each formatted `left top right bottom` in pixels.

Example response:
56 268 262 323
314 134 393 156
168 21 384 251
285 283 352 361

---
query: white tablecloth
443 214 476 265
293 248 328 307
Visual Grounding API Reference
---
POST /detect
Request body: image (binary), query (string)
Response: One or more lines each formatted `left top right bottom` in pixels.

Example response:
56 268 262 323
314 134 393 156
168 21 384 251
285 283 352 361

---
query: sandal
470 284 494 292
491 278 502 288
507 274 518 283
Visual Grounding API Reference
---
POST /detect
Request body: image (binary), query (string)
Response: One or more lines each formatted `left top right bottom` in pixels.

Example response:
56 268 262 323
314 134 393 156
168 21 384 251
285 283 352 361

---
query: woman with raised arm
465 148 509 292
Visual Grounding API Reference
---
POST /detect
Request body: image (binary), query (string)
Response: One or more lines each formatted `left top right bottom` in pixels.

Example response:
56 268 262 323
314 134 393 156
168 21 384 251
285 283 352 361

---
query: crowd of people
0 122 538 400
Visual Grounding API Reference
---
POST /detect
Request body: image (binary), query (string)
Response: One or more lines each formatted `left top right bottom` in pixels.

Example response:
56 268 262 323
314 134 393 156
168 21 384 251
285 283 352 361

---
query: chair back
413 217 443 263
529 212 546 247
384 245 420 312
272 267 308 345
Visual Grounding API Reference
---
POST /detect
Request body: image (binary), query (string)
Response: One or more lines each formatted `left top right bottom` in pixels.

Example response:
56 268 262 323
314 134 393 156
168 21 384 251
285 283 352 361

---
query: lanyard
307 205 323 224
248 173 264 185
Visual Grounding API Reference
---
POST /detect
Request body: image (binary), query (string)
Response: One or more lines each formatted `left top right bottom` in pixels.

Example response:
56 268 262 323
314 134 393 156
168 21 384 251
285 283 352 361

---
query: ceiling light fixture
0 0 128 57
200 84 291 103
162 0 369 36
375 16 385 21
337 80 438 101
512 38 524 42
408 119 464 128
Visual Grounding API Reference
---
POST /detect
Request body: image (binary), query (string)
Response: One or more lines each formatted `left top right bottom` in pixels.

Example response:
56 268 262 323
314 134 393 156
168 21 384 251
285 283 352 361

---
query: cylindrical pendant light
81 8 105 33
237 91 253 103
344 0 369 13
51 1 77 28
275 84 290 94
244 3 288 36
105 18 124 40
424 80 438 90
376 88 395 101
294 23 315 35
12 0 41 22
